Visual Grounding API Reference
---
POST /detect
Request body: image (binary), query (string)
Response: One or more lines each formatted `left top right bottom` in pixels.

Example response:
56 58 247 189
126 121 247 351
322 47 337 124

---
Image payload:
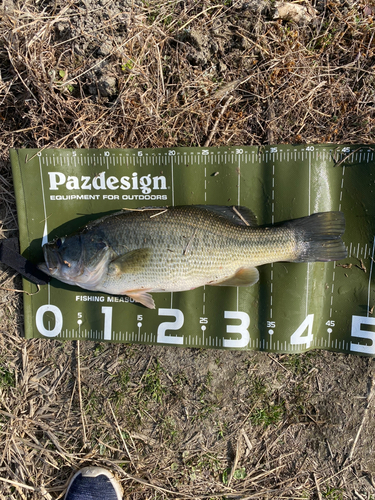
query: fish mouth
40 244 62 276
37 262 51 276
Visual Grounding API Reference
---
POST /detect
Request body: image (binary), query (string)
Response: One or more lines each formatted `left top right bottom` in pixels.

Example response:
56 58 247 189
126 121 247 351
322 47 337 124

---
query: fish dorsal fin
109 248 151 274
196 205 257 226
210 267 259 287
123 289 155 309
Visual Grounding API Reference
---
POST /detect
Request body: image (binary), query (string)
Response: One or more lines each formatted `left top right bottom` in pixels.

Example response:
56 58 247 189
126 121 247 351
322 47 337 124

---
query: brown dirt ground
0 0 375 498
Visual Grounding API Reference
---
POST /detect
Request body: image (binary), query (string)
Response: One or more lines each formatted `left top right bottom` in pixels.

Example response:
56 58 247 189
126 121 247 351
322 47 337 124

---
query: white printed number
102 306 112 340
350 316 375 355
290 314 314 349
156 309 250 348
157 308 184 345
36 305 113 340
223 311 250 348
36 305 63 338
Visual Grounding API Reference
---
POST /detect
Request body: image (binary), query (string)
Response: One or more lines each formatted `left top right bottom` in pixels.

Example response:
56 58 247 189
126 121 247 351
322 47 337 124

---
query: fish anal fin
210 267 259 287
109 248 151 275
122 289 155 309
196 205 257 226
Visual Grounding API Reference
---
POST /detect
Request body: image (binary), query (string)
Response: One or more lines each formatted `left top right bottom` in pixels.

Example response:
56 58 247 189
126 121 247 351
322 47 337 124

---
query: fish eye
55 237 64 249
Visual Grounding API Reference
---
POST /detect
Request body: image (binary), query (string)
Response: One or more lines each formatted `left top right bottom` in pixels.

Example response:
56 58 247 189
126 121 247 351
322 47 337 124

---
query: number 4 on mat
290 314 314 349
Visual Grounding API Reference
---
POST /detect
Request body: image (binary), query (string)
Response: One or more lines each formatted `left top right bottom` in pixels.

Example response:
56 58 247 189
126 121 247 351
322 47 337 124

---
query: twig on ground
227 429 243 486
204 97 233 147
314 473 323 500
0 476 37 492
346 377 375 463
76 341 87 446
108 401 137 471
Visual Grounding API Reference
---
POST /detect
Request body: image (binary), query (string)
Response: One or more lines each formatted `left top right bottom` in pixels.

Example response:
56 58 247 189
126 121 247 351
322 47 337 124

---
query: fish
39 205 347 309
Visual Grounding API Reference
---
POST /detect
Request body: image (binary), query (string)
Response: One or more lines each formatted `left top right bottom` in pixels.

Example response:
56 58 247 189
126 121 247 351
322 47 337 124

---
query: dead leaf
364 5 375 16
356 258 367 273
274 2 318 24
337 263 352 269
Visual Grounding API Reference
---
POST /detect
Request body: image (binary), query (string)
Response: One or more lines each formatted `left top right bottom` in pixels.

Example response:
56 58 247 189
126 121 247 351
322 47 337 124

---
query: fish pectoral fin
210 267 259 287
109 248 151 274
123 289 155 309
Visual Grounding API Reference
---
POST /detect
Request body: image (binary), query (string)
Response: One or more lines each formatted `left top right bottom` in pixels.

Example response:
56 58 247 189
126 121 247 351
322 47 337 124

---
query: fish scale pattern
80 206 298 293
41 206 346 307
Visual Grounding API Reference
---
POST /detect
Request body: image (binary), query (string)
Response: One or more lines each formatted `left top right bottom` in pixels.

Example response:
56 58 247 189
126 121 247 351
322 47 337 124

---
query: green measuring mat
10 145 375 355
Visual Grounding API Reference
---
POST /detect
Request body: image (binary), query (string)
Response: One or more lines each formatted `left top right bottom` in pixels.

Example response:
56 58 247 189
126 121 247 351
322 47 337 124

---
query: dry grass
0 0 375 498
0 0 374 152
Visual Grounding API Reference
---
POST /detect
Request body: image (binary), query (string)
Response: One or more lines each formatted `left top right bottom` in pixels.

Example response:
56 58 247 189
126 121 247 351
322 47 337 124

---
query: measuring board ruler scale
10 145 375 356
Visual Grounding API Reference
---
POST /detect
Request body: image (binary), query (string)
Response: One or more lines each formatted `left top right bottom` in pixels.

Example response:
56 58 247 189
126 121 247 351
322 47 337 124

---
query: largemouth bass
39 205 346 309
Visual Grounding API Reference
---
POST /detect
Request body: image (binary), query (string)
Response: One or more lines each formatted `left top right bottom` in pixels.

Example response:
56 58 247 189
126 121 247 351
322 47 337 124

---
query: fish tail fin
287 211 347 262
